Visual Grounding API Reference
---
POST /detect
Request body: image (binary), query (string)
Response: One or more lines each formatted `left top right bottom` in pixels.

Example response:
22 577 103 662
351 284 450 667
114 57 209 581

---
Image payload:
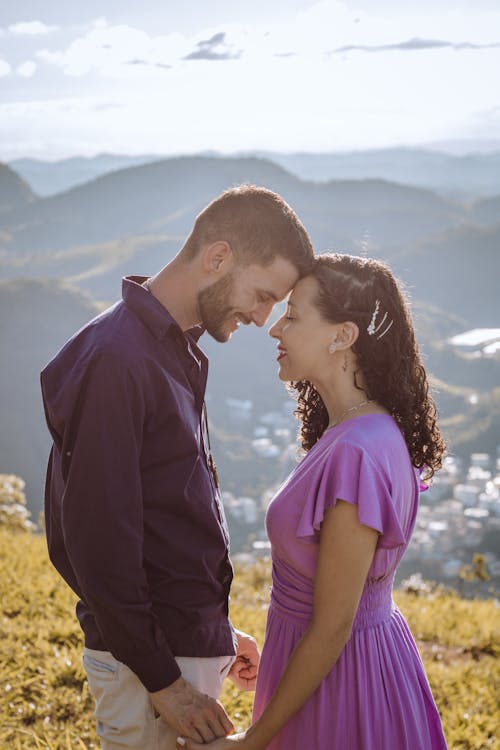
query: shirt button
66 451 71 457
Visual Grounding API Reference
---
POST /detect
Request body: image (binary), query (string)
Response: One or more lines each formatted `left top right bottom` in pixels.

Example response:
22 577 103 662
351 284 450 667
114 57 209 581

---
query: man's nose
251 301 275 327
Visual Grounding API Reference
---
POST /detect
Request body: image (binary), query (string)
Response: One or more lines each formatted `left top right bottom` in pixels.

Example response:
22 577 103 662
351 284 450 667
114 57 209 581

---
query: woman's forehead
288 275 318 306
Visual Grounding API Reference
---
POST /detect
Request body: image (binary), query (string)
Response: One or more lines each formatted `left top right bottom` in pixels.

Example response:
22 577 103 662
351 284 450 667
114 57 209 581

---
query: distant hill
0 158 496 328
10 148 500 200
1 276 498 515
0 156 461 256
0 155 499 512
0 157 319 254
391 223 500 325
0 163 36 215
468 195 500 226
0 234 182 302
255 149 500 200
9 154 159 197
0 279 101 510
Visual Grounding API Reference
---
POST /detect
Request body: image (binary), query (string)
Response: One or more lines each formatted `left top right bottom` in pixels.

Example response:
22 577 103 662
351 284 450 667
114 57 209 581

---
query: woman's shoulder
319 413 410 471
325 413 400 447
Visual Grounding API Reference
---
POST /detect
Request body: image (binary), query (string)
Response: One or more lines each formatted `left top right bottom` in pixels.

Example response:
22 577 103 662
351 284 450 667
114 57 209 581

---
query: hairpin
367 300 380 336
367 299 393 340
377 319 394 339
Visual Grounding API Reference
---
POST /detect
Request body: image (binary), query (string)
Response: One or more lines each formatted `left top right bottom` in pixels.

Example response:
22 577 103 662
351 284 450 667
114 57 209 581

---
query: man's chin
206 325 232 343
206 318 241 343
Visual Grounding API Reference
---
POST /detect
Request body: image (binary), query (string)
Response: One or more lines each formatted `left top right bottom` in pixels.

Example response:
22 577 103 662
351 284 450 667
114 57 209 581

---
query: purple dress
253 414 447 749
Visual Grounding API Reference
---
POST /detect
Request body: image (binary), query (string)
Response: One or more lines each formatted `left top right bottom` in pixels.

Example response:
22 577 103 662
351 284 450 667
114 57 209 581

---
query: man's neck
147 259 201 332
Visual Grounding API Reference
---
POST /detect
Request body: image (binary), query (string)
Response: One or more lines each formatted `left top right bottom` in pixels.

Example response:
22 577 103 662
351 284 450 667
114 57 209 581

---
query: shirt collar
122 275 206 344
122 275 179 341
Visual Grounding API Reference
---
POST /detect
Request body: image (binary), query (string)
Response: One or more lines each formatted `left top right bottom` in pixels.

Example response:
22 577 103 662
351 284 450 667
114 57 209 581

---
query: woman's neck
312 374 383 428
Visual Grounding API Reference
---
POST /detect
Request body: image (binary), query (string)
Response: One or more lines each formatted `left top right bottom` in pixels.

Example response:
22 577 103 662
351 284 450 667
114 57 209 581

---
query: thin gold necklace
326 399 374 430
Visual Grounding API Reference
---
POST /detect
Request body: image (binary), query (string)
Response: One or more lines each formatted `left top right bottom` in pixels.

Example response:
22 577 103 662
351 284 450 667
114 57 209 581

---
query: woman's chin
277 363 292 382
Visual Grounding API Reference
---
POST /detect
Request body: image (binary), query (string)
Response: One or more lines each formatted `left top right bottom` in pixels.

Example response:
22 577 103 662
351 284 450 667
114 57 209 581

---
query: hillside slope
10 149 500 198
1 276 498 515
0 531 497 749
0 156 460 254
0 279 101 508
391 223 500 324
0 163 36 214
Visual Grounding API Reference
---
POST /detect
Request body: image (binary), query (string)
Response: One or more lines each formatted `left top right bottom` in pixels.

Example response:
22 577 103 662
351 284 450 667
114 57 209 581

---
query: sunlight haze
0 0 499 159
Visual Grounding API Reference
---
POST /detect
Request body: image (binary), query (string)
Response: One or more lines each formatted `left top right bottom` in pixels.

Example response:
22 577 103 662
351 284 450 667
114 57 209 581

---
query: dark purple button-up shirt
41 276 236 692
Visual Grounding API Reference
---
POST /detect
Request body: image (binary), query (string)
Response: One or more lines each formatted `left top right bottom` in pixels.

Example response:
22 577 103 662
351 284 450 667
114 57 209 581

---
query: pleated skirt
252 604 448 750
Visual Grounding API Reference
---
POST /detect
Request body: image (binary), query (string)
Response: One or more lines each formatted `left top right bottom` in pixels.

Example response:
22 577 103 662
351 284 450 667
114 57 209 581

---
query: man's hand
227 630 260 691
150 676 234 742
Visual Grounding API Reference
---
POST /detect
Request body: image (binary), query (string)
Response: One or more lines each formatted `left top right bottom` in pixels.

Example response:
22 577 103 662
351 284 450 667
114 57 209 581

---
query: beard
198 271 239 343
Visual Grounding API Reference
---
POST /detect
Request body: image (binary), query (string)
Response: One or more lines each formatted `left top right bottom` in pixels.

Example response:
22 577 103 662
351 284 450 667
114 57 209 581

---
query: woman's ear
336 321 359 349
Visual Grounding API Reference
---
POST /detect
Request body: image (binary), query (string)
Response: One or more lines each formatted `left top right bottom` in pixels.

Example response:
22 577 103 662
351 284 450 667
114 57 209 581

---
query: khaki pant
83 648 235 750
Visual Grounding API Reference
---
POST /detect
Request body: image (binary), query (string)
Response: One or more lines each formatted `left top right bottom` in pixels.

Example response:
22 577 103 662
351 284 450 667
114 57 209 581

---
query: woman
177 253 448 749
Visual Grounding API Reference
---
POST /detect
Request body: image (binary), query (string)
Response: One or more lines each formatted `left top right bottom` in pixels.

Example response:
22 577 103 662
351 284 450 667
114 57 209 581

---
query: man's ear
201 241 234 275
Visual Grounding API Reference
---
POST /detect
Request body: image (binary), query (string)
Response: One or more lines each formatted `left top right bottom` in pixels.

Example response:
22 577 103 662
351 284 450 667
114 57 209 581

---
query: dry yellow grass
0 531 498 749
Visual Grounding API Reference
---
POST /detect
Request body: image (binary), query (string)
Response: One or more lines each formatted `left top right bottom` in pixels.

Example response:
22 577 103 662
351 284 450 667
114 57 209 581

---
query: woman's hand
228 630 260 690
176 732 251 749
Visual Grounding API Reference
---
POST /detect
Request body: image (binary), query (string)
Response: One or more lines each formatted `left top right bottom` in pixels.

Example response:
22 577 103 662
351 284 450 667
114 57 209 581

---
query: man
41 185 314 749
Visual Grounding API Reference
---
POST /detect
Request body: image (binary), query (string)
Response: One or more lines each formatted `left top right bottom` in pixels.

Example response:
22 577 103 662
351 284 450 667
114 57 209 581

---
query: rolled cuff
121 643 182 692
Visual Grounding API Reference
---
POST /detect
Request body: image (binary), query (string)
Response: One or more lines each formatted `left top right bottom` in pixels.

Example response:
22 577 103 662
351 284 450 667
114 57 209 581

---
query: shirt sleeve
296 440 406 549
60 352 181 692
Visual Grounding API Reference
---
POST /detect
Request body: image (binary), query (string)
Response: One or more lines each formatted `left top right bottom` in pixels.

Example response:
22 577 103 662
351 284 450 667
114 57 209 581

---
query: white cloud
32 2 500 80
17 61 37 77
2 1 499 157
8 21 59 35
292 0 500 49
37 22 189 76
0 59 11 77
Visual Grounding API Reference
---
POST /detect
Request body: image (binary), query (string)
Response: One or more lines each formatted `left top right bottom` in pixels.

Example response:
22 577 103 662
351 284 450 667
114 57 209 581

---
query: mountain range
10 147 500 199
0 153 498 514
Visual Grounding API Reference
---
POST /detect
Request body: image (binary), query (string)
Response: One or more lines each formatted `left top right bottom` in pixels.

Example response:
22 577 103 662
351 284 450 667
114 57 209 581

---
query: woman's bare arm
179 500 379 750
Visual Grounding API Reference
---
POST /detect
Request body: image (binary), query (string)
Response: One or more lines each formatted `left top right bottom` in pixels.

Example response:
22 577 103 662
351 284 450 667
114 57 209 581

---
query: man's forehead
250 258 299 295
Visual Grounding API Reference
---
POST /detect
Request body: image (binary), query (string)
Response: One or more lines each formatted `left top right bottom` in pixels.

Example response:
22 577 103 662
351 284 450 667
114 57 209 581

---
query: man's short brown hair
182 184 314 275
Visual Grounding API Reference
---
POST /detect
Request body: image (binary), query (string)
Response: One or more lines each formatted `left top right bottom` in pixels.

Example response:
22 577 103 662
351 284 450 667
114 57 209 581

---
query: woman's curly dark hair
290 253 446 480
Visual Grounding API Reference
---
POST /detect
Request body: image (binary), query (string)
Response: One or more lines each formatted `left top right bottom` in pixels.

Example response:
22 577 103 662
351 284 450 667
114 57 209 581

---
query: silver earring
329 343 338 354
342 353 348 372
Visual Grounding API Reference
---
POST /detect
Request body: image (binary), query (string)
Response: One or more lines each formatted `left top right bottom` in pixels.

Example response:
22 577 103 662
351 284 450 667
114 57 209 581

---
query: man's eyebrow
261 290 279 301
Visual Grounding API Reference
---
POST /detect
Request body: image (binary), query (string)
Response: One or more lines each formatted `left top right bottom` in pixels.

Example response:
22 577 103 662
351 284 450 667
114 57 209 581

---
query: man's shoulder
42 303 138 381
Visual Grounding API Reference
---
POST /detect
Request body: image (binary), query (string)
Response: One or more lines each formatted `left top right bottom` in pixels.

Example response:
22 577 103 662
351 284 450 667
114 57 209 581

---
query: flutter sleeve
296 440 406 549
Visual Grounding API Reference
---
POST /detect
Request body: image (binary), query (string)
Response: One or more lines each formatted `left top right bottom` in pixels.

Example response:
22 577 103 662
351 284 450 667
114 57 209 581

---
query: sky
1 0 499 160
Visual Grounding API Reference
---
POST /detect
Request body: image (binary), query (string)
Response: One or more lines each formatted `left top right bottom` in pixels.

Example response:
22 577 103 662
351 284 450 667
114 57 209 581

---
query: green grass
0 531 498 749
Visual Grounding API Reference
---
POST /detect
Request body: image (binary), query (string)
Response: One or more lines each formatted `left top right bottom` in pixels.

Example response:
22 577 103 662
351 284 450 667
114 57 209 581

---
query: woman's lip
277 349 287 361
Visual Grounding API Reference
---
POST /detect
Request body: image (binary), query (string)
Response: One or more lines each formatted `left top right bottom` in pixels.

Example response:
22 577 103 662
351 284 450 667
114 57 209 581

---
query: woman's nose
269 318 282 338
